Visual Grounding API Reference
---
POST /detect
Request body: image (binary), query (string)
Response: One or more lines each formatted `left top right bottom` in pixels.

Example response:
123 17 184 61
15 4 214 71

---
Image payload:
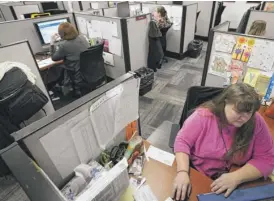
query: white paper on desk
165 198 173 201
70 117 101 163
40 110 89 178
110 21 118 37
103 51 115 66
147 146 175 166
133 185 158 201
76 17 88 35
114 78 140 134
109 37 122 56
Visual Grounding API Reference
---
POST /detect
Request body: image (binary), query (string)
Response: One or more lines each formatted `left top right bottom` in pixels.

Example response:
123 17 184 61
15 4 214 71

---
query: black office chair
169 86 224 148
160 23 173 63
80 42 107 92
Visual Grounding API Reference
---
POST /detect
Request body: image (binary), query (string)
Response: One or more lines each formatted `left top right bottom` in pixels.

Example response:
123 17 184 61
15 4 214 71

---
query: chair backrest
179 86 224 128
80 43 106 86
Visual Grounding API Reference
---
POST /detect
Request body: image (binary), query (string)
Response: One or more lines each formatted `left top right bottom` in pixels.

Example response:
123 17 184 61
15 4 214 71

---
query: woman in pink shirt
173 83 274 200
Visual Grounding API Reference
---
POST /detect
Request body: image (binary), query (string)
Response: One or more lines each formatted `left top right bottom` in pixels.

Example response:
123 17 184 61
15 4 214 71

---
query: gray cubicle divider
103 6 118 17
0 40 55 123
201 23 274 87
244 10 274 39
0 2 24 21
184 1 217 40
74 12 126 79
141 3 197 59
11 73 137 189
126 13 152 71
0 13 76 54
0 142 66 201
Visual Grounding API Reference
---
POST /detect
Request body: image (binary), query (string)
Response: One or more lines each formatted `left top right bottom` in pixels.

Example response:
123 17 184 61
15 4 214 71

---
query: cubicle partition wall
6 73 139 201
244 10 274 39
184 1 217 40
0 2 24 21
0 40 55 123
103 6 118 17
201 22 274 93
0 13 75 54
141 3 197 59
74 12 150 78
74 12 126 78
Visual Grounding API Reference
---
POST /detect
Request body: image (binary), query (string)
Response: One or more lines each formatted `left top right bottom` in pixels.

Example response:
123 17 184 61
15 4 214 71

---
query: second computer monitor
34 18 69 45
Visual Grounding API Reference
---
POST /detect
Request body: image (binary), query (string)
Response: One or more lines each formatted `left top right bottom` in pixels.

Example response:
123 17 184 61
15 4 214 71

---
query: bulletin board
205 31 274 98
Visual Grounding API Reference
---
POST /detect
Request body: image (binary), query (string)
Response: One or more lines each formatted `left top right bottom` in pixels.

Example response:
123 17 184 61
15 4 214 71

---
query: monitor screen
34 18 69 45
41 2 59 11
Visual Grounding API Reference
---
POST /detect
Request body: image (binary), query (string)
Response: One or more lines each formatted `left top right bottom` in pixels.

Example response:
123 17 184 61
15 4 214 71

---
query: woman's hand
211 172 241 197
172 172 191 201
50 33 59 45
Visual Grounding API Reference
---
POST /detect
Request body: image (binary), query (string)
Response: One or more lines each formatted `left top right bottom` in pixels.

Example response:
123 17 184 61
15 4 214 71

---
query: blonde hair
58 22 78 40
248 20 266 36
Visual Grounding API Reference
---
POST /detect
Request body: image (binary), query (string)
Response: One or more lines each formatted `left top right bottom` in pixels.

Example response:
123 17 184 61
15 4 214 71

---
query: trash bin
187 40 203 58
134 67 154 96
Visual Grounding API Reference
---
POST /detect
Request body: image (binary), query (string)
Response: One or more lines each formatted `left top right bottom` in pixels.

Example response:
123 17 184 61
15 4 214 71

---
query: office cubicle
0 13 75 54
74 11 150 78
0 40 55 123
0 2 24 21
201 21 274 92
8 73 138 200
244 10 274 39
141 3 198 59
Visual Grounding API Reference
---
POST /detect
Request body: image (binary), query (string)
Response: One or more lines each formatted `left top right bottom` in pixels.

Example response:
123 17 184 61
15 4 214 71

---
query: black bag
0 67 49 125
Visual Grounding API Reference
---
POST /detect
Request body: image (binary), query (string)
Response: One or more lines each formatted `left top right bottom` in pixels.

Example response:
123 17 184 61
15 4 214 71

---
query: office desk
143 141 212 201
142 107 274 201
35 54 63 71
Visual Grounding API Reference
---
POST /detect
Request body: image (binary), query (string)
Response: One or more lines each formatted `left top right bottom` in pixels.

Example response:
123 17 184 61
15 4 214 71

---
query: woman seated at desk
173 83 274 200
50 22 90 98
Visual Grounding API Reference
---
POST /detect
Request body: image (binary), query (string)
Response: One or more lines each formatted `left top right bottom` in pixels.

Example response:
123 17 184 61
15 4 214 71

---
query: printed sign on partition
232 36 254 62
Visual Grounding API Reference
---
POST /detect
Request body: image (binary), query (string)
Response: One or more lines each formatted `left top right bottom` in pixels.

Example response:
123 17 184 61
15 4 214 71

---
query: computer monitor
41 1 59 11
34 18 69 45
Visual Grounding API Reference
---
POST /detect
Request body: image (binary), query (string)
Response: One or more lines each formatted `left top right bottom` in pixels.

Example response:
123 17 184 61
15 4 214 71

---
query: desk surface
35 55 63 71
142 106 274 201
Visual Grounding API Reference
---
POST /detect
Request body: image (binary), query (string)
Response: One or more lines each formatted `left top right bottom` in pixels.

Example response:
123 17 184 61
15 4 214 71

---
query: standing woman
147 7 164 72
50 22 90 98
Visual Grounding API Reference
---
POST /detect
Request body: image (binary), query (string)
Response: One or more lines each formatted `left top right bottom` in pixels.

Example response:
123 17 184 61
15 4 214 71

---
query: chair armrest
168 124 180 148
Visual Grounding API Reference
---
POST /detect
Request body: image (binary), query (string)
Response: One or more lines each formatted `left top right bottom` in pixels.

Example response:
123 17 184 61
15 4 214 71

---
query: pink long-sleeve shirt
174 108 274 179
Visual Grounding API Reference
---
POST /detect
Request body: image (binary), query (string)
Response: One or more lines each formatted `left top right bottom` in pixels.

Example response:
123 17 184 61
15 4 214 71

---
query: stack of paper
147 146 175 166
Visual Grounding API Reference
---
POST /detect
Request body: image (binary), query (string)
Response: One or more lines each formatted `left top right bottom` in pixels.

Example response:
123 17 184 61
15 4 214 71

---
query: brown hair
201 83 261 159
248 20 266 36
156 6 167 18
58 22 78 40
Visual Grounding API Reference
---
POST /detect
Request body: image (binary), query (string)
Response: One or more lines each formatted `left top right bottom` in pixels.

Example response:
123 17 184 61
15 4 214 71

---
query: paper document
37 58 54 68
103 51 115 66
40 110 90 178
109 37 122 56
100 21 112 40
165 198 173 201
90 20 103 38
171 6 182 18
147 146 175 166
71 117 101 163
114 78 140 134
110 21 118 37
133 185 158 201
76 17 88 35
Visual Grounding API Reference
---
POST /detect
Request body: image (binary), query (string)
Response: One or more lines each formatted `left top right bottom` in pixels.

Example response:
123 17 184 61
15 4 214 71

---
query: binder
197 183 274 201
